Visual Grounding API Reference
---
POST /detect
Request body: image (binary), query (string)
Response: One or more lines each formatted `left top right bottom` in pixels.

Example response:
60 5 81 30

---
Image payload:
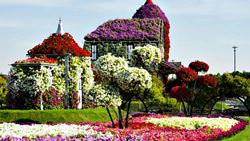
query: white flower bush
52 65 66 93
130 44 161 72
9 66 51 96
8 56 94 109
80 57 94 95
115 67 152 95
147 116 239 131
95 53 128 81
0 123 113 140
88 84 122 107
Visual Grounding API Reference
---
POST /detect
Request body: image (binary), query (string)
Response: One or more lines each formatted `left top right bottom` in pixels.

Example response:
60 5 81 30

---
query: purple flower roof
132 1 169 26
84 18 162 41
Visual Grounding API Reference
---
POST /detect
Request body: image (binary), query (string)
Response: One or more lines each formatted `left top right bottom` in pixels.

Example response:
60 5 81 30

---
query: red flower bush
189 61 209 72
28 33 90 57
170 85 190 100
197 75 218 88
176 67 198 83
15 55 57 64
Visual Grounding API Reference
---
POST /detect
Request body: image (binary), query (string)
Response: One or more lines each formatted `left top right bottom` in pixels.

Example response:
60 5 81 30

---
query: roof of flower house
84 18 163 42
28 32 90 57
28 19 90 57
132 0 169 26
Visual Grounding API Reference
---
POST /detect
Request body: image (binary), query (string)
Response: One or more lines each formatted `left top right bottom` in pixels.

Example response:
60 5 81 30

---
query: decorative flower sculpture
133 0 170 61
94 53 128 81
85 18 162 41
176 67 198 83
130 44 161 72
170 85 190 100
28 33 90 57
115 67 152 95
197 75 218 88
15 55 57 64
189 60 209 73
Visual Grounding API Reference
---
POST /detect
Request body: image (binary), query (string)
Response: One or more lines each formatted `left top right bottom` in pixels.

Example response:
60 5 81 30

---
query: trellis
9 53 91 110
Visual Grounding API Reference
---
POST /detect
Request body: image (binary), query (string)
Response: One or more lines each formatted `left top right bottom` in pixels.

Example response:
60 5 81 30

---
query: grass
222 117 250 141
213 102 231 111
0 108 116 123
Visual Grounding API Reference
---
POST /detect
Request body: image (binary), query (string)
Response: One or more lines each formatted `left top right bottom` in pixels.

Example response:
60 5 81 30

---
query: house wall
84 41 163 61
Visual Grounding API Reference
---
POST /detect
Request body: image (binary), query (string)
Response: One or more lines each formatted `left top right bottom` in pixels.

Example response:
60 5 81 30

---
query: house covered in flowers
84 0 170 61
7 19 94 110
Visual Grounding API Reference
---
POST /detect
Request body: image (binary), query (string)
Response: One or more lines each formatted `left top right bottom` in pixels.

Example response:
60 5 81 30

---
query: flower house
8 19 93 110
84 0 170 61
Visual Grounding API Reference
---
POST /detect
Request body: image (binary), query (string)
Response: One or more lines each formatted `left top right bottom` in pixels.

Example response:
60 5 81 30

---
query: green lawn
0 108 116 123
223 117 250 141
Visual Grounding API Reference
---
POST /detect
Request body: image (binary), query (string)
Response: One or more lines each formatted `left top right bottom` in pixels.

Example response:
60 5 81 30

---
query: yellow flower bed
146 116 239 131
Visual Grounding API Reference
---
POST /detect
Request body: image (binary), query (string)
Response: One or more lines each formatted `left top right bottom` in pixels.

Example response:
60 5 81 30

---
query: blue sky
0 0 249 74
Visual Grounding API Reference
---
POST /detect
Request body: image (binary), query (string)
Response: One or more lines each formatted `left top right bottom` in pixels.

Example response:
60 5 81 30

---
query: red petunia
189 60 209 73
176 67 198 83
28 33 90 57
197 75 218 88
170 85 191 100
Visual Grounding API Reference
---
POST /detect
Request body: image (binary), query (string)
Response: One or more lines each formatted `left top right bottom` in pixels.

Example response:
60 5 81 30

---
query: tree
90 53 152 128
168 61 218 116
130 44 162 73
218 73 250 115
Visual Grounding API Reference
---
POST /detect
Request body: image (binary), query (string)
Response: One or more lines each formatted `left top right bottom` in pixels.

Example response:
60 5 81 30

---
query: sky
0 0 249 74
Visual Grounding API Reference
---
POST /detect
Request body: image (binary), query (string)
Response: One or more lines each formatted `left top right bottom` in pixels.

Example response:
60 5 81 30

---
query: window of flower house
91 45 97 60
127 45 134 60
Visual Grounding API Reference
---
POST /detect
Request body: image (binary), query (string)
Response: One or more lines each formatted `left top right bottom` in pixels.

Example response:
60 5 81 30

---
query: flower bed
0 114 248 141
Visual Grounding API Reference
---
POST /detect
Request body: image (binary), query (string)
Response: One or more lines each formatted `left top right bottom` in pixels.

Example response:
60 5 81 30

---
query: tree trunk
137 96 148 112
181 98 188 116
125 100 132 128
209 97 222 114
237 97 250 117
200 95 219 114
118 106 123 129
106 108 115 128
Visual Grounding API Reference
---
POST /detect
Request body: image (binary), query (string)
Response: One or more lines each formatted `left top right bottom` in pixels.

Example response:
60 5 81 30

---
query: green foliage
213 102 231 111
0 108 115 123
219 73 250 97
0 75 7 106
146 76 166 106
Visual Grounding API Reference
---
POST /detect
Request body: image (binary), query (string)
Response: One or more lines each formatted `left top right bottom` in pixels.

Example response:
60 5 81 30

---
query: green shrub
0 75 7 107
146 76 166 106
0 108 115 123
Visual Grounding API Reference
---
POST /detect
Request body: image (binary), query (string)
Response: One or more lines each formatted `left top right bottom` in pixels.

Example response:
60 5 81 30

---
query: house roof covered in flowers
84 18 162 41
28 19 90 57
132 0 169 26
28 32 90 57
